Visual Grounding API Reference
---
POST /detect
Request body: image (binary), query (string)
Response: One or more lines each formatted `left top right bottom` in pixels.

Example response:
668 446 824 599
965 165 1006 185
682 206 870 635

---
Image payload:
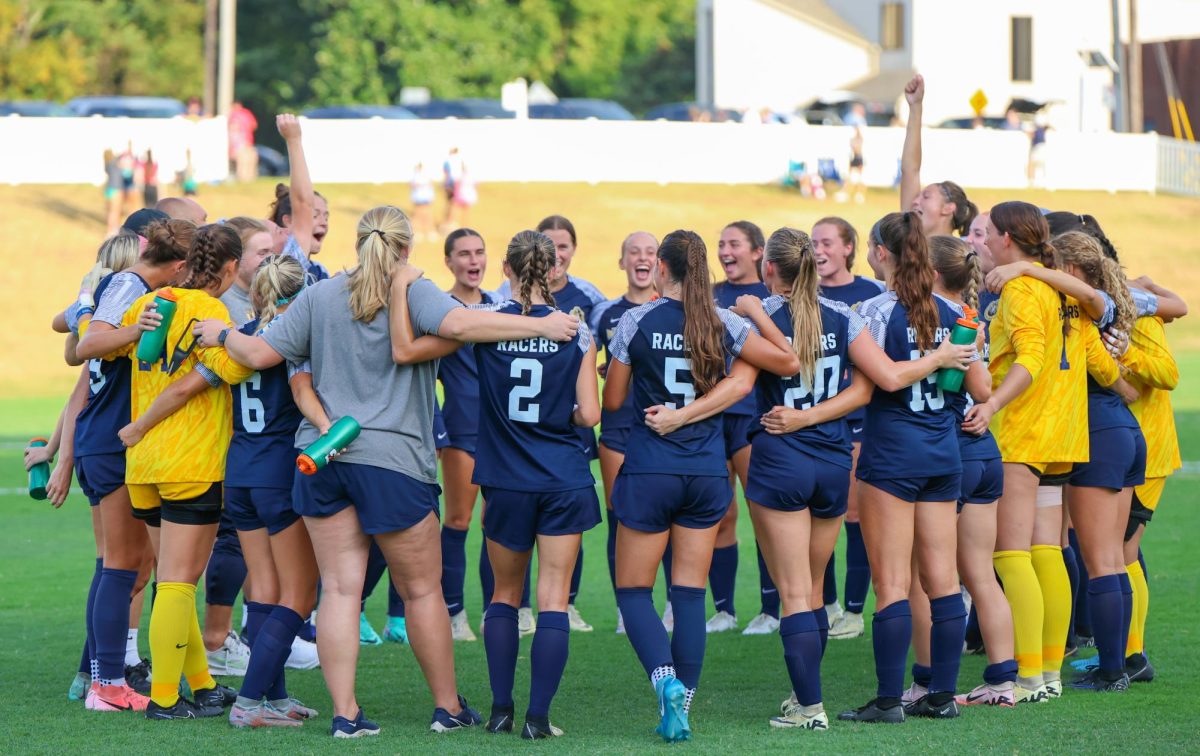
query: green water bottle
936 317 980 393
27 437 50 501
135 288 179 363
297 416 361 475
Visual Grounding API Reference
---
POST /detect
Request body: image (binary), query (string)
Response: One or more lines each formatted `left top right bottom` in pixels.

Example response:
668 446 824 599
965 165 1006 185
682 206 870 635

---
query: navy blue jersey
74 271 151 457
499 275 606 323
714 281 769 416
471 302 594 491
609 298 750 476
819 276 886 431
978 290 999 361
227 319 306 489
1086 376 1140 432
591 296 643 433
437 291 494 441
753 295 863 468
857 292 969 479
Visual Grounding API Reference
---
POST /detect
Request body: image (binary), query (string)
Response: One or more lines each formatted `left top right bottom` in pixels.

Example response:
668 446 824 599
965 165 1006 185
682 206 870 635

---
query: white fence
1157 137 1200 197
0 115 1176 194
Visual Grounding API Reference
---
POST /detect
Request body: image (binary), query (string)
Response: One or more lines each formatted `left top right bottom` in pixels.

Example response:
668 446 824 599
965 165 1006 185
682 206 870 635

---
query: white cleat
616 609 626 635
742 613 781 635
567 604 593 632
518 607 536 637
450 610 478 642
770 701 830 730
705 610 738 634
207 630 251 676
828 610 864 639
661 602 674 633
285 635 320 670
824 601 844 627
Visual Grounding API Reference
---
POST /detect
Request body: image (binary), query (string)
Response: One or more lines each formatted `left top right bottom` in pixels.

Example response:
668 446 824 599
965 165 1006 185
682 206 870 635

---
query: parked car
800 94 895 127
529 98 635 121
406 99 514 119
256 145 289 177
0 101 76 117
936 116 1010 130
643 102 741 122
302 105 417 119
68 96 186 118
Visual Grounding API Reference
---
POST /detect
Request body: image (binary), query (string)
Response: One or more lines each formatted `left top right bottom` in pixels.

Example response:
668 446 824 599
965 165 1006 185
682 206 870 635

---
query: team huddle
27 76 1184 741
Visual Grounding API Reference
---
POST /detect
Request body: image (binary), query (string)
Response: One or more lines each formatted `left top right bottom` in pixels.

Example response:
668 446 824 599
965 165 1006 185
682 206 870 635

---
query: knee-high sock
483 603 519 708
361 543 387 612
569 545 584 604
616 587 672 678
240 605 303 702
822 554 837 606
708 544 738 616
756 542 780 618
1088 574 1125 675
669 586 706 692
84 557 103 678
1069 530 1092 636
1138 548 1147 583
441 526 468 615
150 583 199 706
528 611 569 718
205 536 247 608
183 604 216 694
479 539 495 611
94 567 137 683
243 600 271 647
1062 544 1080 647
844 522 871 613
983 659 1018 684
911 663 932 688
780 612 823 705
1118 572 1132 663
872 600 912 699
606 514 618 592
815 604 830 655
929 593 968 694
1031 545 1071 677
1126 560 1148 656
994 550 1043 679
387 577 405 618
661 541 673 592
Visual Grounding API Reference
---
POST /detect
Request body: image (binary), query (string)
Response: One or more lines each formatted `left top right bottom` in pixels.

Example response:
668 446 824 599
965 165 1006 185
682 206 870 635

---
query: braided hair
929 235 981 311
180 224 242 291
506 230 556 315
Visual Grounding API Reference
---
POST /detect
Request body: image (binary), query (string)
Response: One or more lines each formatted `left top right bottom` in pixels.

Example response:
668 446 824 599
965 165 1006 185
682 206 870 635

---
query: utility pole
1129 0 1143 133
203 0 217 115
1111 0 1127 132
217 0 236 116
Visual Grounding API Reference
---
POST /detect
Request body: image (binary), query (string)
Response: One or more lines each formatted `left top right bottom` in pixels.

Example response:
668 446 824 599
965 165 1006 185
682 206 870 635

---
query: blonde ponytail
764 228 820 385
251 255 306 328
348 205 412 322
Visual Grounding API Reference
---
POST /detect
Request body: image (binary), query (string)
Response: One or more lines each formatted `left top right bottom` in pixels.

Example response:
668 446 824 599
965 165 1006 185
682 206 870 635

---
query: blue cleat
331 708 380 738
654 676 688 742
1070 655 1100 672
430 695 481 733
359 613 383 646
68 672 89 701
383 616 409 644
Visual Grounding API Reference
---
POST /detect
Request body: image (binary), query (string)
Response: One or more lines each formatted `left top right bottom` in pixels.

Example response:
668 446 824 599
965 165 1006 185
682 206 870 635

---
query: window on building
880 3 904 50
1011 16 1033 82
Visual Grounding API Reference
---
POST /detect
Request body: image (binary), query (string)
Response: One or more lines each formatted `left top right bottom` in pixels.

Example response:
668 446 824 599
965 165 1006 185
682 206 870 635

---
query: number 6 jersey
472 301 595 492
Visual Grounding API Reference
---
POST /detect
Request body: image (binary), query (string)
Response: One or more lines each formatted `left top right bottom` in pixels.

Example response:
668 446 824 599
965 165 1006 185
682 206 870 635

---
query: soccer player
811 216 885 639
899 75 979 239
269 114 330 284
603 229 801 741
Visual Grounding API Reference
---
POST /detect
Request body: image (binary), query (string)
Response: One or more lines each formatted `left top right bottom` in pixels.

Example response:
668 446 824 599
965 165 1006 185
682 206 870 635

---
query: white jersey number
87 358 106 396
782 355 841 410
508 358 543 423
907 350 945 412
239 372 266 433
663 357 696 409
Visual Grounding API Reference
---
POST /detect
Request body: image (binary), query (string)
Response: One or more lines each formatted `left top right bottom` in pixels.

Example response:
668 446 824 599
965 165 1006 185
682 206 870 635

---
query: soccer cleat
285 636 319 670
331 708 380 738
829 611 865 639
661 603 674 633
89 683 150 712
616 609 626 635
1071 655 1100 672
742 613 781 635
359 613 383 646
1069 669 1130 692
654 675 689 742
486 705 515 734
518 607 536 637
430 695 481 733
567 604 593 632
906 694 960 719
1126 653 1155 683
900 682 928 708
780 691 799 714
770 701 830 730
383 616 409 644
125 658 151 695
146 696 223 720
194 682 237 709
1076 634 1096 648
1014 683 1049 704
68 672 90 701
955 682 1015 707
277 697 319 720
1044 678 1063 699
450 610 477 642
207 630 251 676
963 636 986 655
229 700 302 728
521 719 564 739
836 697 905 724
824 601 844 626
705 610 738 634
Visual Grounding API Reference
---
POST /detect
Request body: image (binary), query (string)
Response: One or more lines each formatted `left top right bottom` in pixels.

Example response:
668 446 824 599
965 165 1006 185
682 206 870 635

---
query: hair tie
964 250 977 261
372 228 385 238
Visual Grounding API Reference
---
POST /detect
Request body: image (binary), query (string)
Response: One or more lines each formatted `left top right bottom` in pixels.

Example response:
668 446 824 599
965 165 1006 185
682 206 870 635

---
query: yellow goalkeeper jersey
1123 316 1181 479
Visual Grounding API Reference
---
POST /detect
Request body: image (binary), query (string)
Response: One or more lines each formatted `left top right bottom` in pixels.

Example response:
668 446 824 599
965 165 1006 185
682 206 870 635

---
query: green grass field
0 183 1197 752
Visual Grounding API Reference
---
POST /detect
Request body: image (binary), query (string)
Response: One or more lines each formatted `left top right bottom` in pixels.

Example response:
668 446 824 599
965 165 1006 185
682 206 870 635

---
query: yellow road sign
970 89 988 116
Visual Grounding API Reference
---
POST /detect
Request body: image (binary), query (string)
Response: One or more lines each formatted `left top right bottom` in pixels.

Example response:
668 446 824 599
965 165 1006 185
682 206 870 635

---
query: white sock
125 629 140 666
90 659 100 684
650 664 676 691
684 687 696 713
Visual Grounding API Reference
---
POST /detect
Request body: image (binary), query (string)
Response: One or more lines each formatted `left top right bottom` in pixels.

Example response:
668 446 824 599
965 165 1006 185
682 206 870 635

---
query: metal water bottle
297 416 361 475
27 437 50 500
936 317 980 393
135 288 179 363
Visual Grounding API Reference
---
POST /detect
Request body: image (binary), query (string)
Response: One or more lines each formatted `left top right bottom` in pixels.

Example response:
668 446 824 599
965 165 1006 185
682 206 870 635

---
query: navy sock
929 593 967 694
441 526 468 615
872 600 912 699
815 605 830 654
669 586 707 691
661 541 673 591
1063 544 1080 646
606 514 618 592
708 544 738 616
569 545 583 604
1088 575 1125 674
1070 529 1092 636
822 554 837 606
780 612 823 706
1118 572 1133 663
297 617 317 643
521 563 532 610
528 611 569 718
964 605 982 648
239 605 303 701
616 587 672 677
983 659 1018 685
756 542 779 618
94 567 137 681
387 578 405 618
205 531 247 607
84 557 103 675
844 522 871 613
243 601 271 647
479 539 495 611
911 662 932 687
361 543 388 612
484 603 519 708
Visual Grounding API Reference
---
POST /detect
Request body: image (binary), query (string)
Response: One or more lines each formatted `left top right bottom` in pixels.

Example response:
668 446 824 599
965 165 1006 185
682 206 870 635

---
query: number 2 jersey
471 302 594 492
609 297 750 476
856 291 969 481
227 318 305 489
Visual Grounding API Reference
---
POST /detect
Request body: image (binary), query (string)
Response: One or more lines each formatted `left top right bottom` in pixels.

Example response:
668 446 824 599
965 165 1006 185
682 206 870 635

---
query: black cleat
905 693 960 719
1125 654 1155 683
125 658 151 696
521 717 562 739
486 706 514 734
837 697 905 724
1069 669 1130 692
145 696 223 720
193 682 237 709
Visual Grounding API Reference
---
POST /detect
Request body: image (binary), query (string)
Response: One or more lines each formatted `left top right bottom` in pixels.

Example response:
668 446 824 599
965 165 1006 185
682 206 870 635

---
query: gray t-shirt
219 283 254 327
261 276 458 483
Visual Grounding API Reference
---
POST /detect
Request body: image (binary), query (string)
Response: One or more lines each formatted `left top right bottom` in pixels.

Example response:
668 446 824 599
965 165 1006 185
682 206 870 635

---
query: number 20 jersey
754 295 864 469
609 297 749 476
471 302 594 492
227 318 305 489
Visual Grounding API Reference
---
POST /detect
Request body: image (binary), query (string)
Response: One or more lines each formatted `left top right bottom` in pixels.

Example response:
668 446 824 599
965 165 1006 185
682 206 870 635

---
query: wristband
218 327 231 347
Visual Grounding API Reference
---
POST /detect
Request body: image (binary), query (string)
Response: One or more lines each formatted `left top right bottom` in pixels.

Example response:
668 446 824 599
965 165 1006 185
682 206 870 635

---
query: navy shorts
850 422 864 439
858 471 962 503
481 485 601 552
612 472 731 533
433 411 450 451
723 414 754 458
74 453 125 506
293 461 441 535
225 486 300 536
959 458 1004 508
743 434 850 519
1070 426 1147 490
598 425 631 455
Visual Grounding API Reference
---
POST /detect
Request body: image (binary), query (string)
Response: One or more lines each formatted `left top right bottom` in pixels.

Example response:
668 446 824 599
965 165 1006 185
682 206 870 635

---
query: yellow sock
149 582 197 707
1031 544 1071 677
1127 561 1148 656
183 603 217 693
994 550 1043 680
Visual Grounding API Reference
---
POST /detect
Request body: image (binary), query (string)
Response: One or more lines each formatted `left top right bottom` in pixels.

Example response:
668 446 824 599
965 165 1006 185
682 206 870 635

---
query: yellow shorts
128 482 223 526
1134 477 1166 513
